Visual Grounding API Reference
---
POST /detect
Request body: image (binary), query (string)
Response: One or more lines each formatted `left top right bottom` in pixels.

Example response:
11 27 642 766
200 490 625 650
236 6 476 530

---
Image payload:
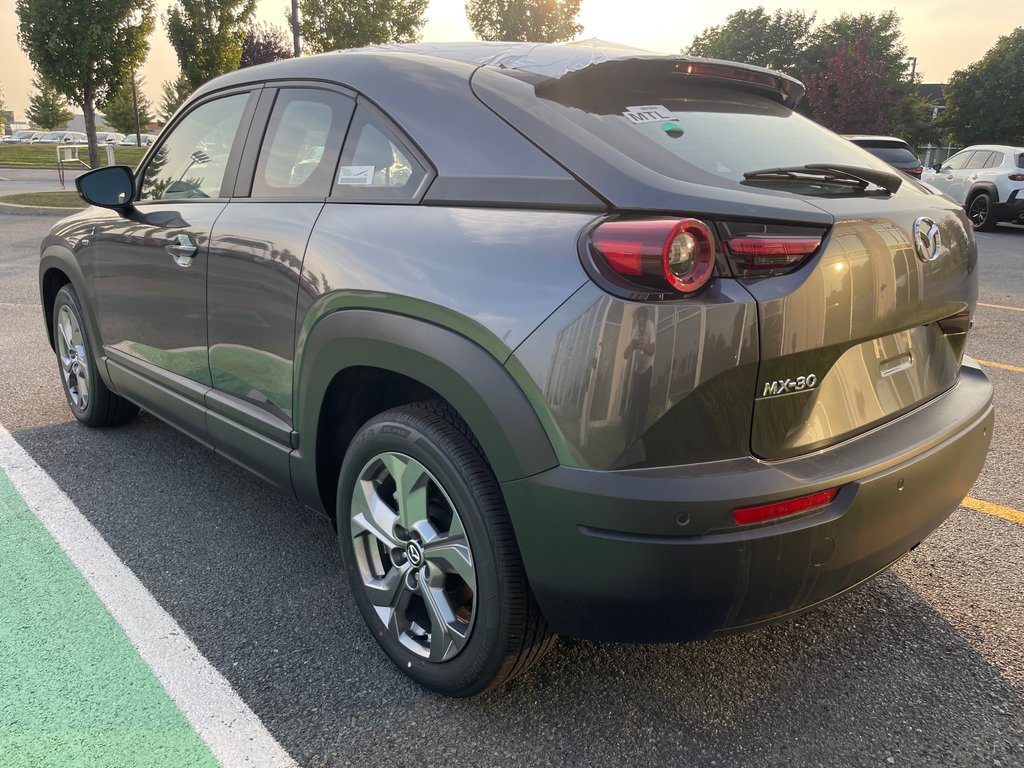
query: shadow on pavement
11 415 1024 768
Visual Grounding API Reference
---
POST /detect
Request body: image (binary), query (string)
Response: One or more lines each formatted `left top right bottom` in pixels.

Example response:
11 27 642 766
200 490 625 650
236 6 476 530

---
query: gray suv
41 43 993 696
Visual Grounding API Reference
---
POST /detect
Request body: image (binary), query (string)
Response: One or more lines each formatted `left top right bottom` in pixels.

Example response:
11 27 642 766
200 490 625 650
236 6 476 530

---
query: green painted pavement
0 469 219 768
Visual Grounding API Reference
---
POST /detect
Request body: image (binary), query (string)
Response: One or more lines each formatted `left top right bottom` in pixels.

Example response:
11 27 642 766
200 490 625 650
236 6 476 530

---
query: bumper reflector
732 487 839 526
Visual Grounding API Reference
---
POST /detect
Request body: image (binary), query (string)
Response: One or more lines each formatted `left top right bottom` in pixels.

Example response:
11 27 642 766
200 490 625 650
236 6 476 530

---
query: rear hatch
472 55 977 460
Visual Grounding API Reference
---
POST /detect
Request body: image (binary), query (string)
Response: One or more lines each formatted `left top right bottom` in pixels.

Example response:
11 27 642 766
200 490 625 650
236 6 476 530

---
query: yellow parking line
962 497 1024 526
978 302 1024 312
976 359 1024 374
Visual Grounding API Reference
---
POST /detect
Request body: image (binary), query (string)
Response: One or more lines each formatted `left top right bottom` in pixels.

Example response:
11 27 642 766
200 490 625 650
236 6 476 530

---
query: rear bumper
501 362 993 642
993 190 1024 221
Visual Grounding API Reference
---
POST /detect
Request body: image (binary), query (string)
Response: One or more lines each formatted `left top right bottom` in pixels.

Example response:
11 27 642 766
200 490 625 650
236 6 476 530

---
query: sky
0 0 1010 121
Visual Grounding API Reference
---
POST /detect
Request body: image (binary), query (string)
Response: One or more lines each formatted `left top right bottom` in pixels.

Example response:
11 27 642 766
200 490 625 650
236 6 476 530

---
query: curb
0 201 82 216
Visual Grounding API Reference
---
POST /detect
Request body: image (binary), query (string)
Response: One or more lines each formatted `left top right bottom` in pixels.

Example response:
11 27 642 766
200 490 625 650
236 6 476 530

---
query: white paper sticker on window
338 165 374 185
622 105 678 125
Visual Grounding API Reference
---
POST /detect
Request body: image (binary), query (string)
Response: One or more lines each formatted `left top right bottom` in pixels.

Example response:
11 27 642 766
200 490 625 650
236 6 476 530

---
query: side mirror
76 165 135 211
931 163 943 172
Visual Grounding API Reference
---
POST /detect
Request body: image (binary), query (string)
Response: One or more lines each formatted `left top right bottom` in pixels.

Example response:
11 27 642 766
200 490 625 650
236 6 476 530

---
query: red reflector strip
732 488 839 526
723 235 822 272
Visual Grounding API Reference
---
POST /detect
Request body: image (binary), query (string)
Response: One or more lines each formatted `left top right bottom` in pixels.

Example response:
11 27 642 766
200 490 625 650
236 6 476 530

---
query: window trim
134 86 261 206
328 97 435 205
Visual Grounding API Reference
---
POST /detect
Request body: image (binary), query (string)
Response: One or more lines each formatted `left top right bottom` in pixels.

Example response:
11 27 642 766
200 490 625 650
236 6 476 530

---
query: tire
52 285 139 427
967 191 996 231
336 400 555 696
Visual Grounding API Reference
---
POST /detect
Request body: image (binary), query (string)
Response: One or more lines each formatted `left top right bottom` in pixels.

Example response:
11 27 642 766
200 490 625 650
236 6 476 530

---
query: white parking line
0 426 298 768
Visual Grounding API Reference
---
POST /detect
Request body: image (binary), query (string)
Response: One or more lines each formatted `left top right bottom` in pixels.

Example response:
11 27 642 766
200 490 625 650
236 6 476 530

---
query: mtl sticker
622 105 678 125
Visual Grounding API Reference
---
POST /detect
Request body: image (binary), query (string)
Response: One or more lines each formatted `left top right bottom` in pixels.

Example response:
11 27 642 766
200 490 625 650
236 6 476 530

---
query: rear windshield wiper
743 164 903 194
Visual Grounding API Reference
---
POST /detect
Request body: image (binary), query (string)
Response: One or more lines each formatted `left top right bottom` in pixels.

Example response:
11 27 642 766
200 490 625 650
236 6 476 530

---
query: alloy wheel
968 195 991 229
350 451 477 662
56 304 89 411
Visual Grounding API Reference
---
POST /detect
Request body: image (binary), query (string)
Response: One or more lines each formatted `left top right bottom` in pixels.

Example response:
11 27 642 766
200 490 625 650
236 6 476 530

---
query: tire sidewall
336 411 511 695
52 286 99 423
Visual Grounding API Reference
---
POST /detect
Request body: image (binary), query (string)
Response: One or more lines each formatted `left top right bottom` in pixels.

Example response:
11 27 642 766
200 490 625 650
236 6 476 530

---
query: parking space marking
976 359 1024 374
962 496 1024 527
978 302 1024 312
0 426 298 768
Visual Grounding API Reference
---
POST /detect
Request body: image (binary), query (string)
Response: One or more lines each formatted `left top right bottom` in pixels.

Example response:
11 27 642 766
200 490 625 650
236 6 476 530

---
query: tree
17 0 154 167
25 77 75 130
165 0 257 90
466 0 583 43
804 12 907 82
100 77 154 134
942 27 1024 146
157 76 191 125
297 0 427 53
803 33 898 134
240 22 292 68
685 7 816 76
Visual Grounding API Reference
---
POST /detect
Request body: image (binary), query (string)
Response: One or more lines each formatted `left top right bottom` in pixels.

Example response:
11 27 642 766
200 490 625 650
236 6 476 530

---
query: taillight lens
1008 173 1024 182
733 487 839 526
723 234 822 277
590 218 716 296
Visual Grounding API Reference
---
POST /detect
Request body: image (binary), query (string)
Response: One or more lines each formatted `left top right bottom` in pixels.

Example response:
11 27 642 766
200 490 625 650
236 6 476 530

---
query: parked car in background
96 132 126 145
46 42 993 697
845 136 923 178
2 130 44 144
36 131 73 144
118 133 158 147
921 144 1024 231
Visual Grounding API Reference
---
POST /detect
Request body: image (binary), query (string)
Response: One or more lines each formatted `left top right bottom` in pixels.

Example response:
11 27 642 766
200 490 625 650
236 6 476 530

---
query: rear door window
251 88 354 198
965 151 994 170
984 152 1004 169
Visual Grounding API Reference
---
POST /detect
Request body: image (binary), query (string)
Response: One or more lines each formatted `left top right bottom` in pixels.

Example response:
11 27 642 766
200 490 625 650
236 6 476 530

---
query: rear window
536 82 902 186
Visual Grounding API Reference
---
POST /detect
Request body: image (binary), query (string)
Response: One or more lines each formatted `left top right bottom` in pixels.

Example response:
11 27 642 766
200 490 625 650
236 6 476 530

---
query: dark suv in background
845 135 924 178
42 42 993 696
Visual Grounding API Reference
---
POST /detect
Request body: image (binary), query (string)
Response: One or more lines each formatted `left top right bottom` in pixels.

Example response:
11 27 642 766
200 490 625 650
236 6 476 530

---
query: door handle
166 234 198 267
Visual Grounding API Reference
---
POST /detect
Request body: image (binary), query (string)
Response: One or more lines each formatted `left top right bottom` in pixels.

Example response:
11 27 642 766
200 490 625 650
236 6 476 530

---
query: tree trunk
82 98 100 169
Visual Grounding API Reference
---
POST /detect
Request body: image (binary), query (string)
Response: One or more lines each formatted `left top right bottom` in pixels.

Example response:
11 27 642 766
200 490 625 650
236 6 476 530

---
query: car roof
843 135 912 144
959 144 1024 154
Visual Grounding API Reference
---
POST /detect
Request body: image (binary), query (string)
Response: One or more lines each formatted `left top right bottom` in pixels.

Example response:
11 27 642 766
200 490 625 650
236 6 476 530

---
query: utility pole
291 0 300 57
131 71 142 147
906 56 918 81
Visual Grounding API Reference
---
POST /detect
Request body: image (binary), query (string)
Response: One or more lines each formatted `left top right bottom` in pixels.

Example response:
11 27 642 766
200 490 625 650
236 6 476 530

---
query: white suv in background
922 144 1024 231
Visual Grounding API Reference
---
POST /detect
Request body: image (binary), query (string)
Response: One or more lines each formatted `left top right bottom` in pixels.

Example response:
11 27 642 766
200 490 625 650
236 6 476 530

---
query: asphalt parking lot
1 212 1022 767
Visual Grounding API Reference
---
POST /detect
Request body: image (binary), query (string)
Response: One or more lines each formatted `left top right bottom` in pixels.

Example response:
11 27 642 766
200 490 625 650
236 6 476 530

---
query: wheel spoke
76 365 89 405
59 312 74 352
365 563 409 609
60 353 73 373
420 573 470 662
383 453 431 532
423 535 475 587
351 480 401 548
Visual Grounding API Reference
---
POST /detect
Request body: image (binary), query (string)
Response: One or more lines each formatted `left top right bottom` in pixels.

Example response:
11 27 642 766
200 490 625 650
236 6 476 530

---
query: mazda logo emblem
913 217 941 262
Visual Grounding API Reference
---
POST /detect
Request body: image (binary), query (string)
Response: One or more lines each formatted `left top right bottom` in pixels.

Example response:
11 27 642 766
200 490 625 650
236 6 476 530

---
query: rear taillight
910 166 923 178
733 487 839 526
1008 173 1024 182
589 218 717 297
723 234 822 277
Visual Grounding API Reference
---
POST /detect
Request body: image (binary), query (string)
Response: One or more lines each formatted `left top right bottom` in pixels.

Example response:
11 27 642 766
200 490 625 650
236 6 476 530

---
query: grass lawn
0 144 146 168
0 191 87 209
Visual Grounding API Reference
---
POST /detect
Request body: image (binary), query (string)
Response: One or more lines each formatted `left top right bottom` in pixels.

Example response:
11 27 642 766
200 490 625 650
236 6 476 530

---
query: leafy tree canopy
241 22 293 68
157 76 191 125
100 77 154 134
466 0 583 43
942 27 1024 146
686 7 815 76
25 76 75 130
165 0 257 91
685 8 932 142
297 0 427 53
17 0 154 166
